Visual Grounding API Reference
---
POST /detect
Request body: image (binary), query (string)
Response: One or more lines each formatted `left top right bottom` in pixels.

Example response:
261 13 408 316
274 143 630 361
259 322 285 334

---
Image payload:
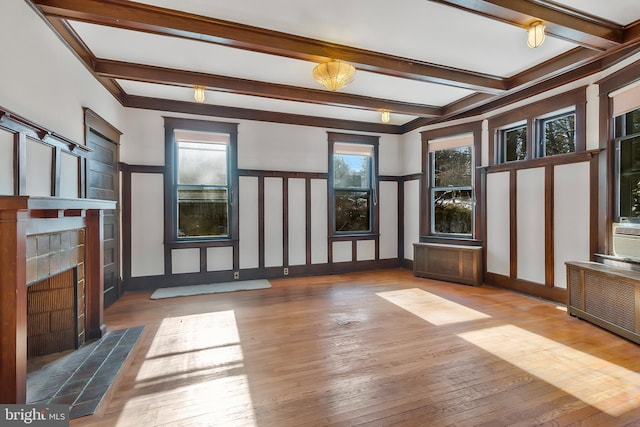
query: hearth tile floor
27 326 144 419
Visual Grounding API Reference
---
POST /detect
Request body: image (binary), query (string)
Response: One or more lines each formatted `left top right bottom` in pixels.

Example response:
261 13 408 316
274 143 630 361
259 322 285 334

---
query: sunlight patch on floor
458 324 640 417
120 310 257 426
376 288 491 325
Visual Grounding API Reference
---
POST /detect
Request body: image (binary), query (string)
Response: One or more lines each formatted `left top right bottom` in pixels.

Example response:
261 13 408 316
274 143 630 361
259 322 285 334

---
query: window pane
178 142 227 185
433 189 472 235
504 126 527 162
335 190 370 232
625 109 640 135
543 114 575 156
620 136 640 218
433 147 472 187
334 154 370 188
178 188 228 237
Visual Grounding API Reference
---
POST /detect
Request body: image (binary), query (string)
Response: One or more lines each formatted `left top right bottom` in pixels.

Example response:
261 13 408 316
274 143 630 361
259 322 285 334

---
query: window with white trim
428 134 474 236
175 130 230 238
164 117 238 242
333 142 375 233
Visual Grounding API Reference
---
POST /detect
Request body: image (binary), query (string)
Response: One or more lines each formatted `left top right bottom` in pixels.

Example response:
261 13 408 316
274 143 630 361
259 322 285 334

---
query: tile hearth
27 326 143 419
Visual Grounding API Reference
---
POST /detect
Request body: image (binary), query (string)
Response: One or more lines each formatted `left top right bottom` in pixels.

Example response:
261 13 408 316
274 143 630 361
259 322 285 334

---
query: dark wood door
87 129 120 308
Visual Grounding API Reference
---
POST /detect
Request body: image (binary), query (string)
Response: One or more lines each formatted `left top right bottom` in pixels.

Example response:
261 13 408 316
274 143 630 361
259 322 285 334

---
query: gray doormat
27 326 144 419
150 279 271 299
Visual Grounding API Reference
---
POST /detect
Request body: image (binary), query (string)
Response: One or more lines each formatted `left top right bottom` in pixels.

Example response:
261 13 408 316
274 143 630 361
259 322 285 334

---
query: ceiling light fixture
527 21 546 48
381 110 391 123
193 85 206 103
312 61 356 91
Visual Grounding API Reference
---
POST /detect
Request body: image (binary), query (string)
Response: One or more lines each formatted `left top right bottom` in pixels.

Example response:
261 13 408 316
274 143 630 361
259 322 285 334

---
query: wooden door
85 111 121 308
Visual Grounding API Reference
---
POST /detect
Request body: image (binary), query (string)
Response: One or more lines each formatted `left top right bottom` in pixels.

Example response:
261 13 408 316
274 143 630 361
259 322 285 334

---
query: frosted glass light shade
381 110 390 123
527 22 545 48
194 85 206 103
312 61 356 91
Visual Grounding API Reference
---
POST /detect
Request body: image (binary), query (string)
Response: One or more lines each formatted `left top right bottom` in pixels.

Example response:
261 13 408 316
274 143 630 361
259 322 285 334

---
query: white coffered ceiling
27 0 640 131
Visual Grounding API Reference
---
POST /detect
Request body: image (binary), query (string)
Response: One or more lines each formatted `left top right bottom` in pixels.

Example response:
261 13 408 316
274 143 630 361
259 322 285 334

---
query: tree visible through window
540 113 575 156
503 125 527 162
333 146 373 232
431 146 473 235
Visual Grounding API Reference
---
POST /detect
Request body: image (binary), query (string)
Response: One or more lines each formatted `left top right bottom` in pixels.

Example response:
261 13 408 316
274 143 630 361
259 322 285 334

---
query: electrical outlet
283 267 289 276
233 271 239 280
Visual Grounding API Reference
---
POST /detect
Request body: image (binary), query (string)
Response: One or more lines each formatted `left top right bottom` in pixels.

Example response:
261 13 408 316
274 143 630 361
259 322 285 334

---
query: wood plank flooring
70 269 640 426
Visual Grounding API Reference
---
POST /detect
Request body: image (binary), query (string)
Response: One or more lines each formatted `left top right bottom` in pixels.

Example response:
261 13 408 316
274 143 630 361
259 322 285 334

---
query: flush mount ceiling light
312 61 356 91
381 110 391 123
193 85 206 103
527 21 546 48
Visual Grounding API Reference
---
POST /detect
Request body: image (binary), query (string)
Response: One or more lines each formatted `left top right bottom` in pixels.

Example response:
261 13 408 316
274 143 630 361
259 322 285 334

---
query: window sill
420 236 482 247
166 239 238 249
330 233 379 241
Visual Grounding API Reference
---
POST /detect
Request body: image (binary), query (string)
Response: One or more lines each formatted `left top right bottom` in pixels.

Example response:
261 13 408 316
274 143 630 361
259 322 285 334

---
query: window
333 143 374 233
502 124 527 162
175 130 229 238
539 112 576 157
429 136 474 236
328 133 379 236
616 108 640 220
165 118 238 241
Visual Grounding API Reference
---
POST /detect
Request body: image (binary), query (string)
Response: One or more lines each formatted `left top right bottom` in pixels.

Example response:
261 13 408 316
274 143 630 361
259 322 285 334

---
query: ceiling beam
94 59 443 117
430 0 623 51
30 0 507 93
124 95 404 134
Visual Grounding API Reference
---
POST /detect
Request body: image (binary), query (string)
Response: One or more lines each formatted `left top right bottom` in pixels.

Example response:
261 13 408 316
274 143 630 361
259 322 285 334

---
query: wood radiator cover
567 261 640 344
413 243 482 286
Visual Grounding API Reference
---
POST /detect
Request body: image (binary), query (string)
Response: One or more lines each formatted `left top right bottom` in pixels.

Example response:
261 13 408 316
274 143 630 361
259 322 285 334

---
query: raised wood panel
86 122 119 308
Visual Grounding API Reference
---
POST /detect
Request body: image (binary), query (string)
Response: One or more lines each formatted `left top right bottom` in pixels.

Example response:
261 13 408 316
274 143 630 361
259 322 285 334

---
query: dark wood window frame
163 117 239 248
327 132 380 244
537 111 577 158
597 61 640 256
488 87 587 167
420 122 483 246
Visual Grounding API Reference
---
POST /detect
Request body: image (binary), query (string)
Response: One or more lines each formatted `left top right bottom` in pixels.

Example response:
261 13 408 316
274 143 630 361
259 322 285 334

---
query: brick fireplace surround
0 196 115 404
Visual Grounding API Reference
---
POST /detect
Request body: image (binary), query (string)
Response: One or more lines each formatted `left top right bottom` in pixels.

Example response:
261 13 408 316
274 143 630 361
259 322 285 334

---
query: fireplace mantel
0 196 116 404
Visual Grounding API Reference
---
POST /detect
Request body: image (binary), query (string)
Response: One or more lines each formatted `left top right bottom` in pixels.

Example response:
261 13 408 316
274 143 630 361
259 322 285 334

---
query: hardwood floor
70 269 640 426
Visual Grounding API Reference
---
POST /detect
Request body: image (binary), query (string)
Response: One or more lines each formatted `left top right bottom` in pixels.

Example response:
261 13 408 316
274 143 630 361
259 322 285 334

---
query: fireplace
0 196 116 404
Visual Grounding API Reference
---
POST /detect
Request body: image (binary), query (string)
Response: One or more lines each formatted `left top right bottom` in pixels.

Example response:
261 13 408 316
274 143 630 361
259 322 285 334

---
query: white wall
516 168 546 284
486 172 511 276
554 162 591 288
0 1 123 145
130 173 165 277
120 110 403 277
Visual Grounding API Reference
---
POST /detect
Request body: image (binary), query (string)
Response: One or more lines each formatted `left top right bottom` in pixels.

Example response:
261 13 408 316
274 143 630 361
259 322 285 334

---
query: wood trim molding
485 272 567 304
83 108 122 142
0 107 91 155
128 95 403 135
